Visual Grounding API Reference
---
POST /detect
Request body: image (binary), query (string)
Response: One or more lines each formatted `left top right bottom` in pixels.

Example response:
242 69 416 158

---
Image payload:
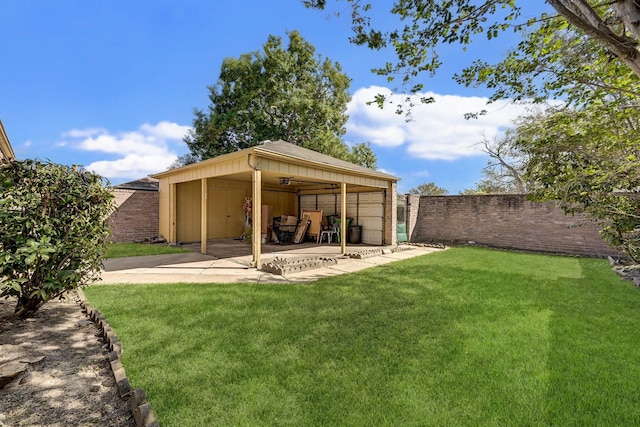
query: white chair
318 222 340 244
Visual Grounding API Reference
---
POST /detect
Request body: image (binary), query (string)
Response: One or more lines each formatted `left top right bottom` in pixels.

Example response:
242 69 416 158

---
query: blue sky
1 1 551 194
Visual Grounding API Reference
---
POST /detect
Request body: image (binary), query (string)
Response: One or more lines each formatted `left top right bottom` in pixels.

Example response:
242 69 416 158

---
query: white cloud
140 121 191 140
61 121 191 180
376 167 396 177
411 170 431 178
346 86 532 161
88 153 177 179
62 128 107 138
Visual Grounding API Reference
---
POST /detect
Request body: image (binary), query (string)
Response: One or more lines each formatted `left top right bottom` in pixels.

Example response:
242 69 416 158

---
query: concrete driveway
99 240 444 284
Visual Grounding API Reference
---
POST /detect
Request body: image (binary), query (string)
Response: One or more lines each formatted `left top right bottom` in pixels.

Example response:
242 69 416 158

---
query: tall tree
184 30 376 168
347 141 377 169
409 182 449 196
516 105 640 261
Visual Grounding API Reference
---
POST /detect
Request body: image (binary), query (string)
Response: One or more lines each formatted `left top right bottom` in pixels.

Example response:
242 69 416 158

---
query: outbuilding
151 140 399 267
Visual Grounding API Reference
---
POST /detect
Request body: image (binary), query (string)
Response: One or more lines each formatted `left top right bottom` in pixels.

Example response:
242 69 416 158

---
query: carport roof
0 120 15 160
253 140 398 180
152 140 399 182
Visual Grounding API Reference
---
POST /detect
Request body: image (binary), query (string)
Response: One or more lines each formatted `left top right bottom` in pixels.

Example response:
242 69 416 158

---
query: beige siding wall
205 178 250 239
164 155 250 184
261 187 298 218
176 180 202 242
171 178 300 242
358 192 386 245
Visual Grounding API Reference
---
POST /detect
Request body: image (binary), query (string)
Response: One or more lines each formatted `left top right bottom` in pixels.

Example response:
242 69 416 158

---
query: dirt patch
0 293 134 427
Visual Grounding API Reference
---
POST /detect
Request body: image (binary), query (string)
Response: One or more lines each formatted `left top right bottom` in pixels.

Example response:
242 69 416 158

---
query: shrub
0 159 115 318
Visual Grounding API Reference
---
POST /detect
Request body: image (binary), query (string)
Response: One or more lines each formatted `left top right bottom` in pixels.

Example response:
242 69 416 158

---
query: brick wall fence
109 188 159 243
109 188 621 257
405 194 621 257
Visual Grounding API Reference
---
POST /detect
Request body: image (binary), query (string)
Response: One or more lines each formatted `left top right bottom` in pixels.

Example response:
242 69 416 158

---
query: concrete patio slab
97 242 444 285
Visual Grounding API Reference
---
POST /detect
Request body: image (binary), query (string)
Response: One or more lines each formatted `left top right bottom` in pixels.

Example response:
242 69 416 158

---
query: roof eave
150 148 252 179
253 143 399 182
0 120 16 160
151 141 399 183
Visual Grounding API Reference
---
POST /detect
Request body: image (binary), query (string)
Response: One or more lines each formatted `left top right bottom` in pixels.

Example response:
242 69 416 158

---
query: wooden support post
169 183 177 244
252 169 262 268
341 182 347 254
200 178 208 254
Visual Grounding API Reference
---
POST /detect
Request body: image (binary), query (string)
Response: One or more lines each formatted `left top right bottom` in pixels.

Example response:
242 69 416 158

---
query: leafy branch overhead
516 106 640 262
305 1 640 94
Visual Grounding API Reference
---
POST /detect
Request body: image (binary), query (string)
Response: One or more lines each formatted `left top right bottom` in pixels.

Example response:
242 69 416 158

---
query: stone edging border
345 243 445 259
262 243 447 275
261 256 338 275
75 288 159 427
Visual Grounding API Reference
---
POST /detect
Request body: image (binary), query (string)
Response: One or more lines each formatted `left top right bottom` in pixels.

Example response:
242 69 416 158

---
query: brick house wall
409 194 620 257
109 188 159 243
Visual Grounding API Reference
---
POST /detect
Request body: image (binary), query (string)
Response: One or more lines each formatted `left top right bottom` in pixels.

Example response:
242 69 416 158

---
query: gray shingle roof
113 177 159 191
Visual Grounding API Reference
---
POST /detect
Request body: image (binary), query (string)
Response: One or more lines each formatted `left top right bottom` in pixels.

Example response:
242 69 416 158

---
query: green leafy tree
347 141 377 169
409 182 449 196
457 17 639 257
455 15 639 256
513 107 640 261
0 160 115 318
459 182 511 195
184 30 376 167
169 152 199 170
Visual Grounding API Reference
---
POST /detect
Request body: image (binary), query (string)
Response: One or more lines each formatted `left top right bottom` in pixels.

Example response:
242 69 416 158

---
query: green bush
0 159 115 318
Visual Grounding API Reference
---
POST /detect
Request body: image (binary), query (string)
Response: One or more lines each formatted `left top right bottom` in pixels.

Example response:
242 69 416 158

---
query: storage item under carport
333 218 352 242
348 225 362 244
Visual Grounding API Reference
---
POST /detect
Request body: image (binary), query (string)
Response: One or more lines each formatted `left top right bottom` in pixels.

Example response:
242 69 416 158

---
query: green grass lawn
84 247 640 426
104 242 191 258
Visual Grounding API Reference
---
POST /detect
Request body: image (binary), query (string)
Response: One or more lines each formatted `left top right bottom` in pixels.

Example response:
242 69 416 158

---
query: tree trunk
549 0 640 79
14 296 44 319
614 0 640 41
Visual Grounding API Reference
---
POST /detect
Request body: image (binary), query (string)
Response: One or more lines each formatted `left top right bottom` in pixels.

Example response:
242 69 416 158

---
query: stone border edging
75 288 159 427
346 243 443 260
608 256 640 288
261 243 446 274
261 256 338 275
